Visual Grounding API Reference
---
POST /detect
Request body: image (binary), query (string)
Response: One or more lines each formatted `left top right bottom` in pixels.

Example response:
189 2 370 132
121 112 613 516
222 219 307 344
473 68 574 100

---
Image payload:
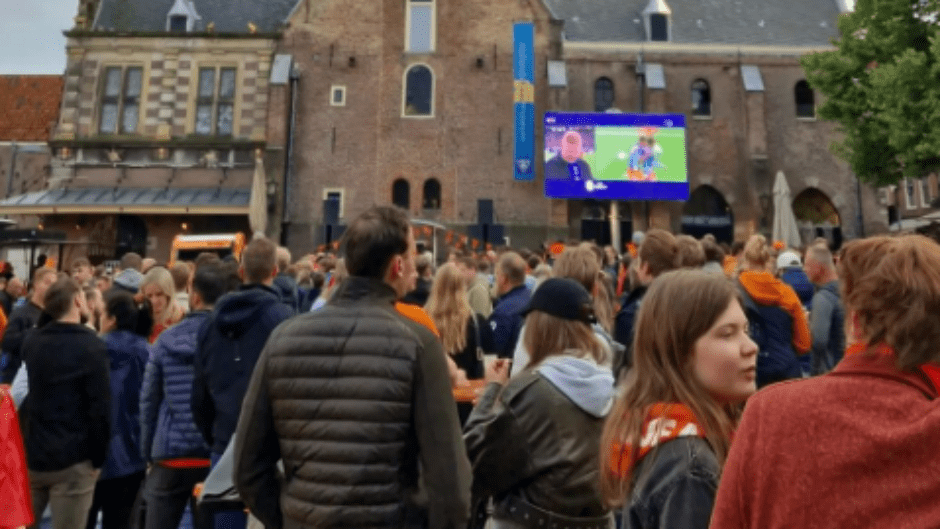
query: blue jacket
192 284 294 454
101 330 149 480
780 268 814 310
488 285 531 358
140 311 212 462
739 289 803 388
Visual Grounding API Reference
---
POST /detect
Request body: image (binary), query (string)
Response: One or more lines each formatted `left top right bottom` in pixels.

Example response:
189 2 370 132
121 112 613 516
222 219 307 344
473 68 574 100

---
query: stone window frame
905 178 917 210
194 65 239 136
691 78 711 118
97 64 145 135
323 187 345 219
330 85 346 106
402 63 435 119
795 80 816 120
405 0 436 54
920 176 932 208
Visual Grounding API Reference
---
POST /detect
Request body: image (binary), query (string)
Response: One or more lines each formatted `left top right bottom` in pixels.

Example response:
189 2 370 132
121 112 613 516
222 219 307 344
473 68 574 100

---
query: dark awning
0 187 250 215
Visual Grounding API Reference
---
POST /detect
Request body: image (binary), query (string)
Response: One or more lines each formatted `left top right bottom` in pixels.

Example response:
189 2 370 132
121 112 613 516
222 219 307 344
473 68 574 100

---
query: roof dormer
166 0 201 32
643 0 671 42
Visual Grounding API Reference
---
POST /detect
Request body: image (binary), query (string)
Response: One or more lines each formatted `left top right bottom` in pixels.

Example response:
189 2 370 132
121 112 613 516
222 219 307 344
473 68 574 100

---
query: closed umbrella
772 170 801 248
248 152 267 236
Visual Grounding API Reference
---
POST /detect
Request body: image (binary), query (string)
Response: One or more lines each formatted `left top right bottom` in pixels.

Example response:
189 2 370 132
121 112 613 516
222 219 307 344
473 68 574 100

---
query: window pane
423 178 441 209
405 66 432 116
104 67 122 97
198 68 215 98
195 104 213 135
650 14 668 41
219 68 236 99
124 67 142 97
409 5 433 52
692 80 711 116
795 81 815 118
217 103 233 135
100 103 118 133
121 103 138 133
169 15 187 32
594 78 614 112
393 179 410 209
333 88 344 104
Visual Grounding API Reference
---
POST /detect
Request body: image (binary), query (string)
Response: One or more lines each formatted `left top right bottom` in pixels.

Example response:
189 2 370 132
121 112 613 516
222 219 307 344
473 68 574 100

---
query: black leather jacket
621 437 720 529
464 371 609 524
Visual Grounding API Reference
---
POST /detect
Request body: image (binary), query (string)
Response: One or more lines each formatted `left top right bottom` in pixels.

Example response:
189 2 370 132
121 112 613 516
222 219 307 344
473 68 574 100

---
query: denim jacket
622 437 720 529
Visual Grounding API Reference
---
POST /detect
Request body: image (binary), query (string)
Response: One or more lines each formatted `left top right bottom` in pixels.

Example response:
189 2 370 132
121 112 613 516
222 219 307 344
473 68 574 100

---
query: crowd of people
1 204 939 529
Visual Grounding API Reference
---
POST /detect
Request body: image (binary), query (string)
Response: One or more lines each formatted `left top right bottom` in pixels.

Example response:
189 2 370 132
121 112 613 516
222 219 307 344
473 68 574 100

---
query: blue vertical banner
513 22 535 181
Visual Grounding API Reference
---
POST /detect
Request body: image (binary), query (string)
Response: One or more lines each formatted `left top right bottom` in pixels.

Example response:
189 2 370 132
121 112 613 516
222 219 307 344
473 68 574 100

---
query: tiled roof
543 0 841 46
0 76 63 142
94 0 300 33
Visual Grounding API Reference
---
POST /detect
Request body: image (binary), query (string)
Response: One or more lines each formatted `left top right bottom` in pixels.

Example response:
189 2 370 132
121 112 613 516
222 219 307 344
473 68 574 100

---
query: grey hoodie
535 354 615 418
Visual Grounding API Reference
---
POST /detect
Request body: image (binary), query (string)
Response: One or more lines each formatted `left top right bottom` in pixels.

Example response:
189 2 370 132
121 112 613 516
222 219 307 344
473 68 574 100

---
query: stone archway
792 187 842 249
681 185 733 243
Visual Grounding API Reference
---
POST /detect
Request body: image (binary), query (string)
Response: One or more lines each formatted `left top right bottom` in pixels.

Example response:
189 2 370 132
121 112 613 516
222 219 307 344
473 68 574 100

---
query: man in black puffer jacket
192 236 294 462
234 206 471 529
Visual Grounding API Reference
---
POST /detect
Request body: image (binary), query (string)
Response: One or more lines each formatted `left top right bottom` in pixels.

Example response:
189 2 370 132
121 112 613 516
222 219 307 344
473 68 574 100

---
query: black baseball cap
522 277 596 324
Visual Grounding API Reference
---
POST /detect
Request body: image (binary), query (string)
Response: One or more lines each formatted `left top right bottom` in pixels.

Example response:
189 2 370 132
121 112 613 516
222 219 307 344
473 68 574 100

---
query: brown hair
742 234 771 270
675 235 706 268
600 269 740 507
554 245 600 292
638 229 678 278
342 206 410 279
522 311 607 369
700 234 725 263
241 236 278 284
841 235 940 370
837 236 895 300
44 276 82 321
424 263 472 355
169 262 191 291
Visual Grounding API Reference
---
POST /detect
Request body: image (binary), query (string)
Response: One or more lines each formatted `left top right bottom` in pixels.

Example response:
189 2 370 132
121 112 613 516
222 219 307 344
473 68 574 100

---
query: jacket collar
830 346 938 400
499 284 528 301
332 276 398 305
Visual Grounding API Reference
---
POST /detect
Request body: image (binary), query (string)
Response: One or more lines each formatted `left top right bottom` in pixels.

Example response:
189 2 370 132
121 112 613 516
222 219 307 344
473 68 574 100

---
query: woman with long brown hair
465 278 615 529
711 235 940 527
600 269 757 528
424 262 490 424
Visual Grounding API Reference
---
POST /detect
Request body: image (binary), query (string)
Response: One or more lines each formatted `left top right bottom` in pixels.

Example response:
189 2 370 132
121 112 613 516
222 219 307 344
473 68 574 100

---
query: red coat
0 386 32 529
710 350 940 529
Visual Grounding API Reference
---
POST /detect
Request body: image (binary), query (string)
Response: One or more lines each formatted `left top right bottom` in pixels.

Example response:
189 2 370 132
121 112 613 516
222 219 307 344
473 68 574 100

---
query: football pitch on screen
581 128 687 183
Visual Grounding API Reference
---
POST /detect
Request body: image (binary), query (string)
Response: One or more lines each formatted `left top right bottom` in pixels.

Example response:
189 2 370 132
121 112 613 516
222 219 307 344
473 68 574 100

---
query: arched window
795 80 815 118
691 79 711 117
392 178 410 209
423 178 441 210
404 65 433 117
594 77 615 112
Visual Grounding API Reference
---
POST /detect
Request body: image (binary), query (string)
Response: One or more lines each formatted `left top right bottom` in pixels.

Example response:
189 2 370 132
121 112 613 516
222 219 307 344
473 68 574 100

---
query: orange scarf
845 343 940 393
608 403 707 478
0 387 33 528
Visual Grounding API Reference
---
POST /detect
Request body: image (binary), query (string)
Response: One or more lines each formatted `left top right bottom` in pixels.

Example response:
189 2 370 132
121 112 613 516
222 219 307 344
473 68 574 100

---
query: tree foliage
801 0 940 186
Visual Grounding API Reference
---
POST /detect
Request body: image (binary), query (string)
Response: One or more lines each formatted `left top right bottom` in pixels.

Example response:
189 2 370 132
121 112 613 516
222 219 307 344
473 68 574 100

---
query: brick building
0 0 295 264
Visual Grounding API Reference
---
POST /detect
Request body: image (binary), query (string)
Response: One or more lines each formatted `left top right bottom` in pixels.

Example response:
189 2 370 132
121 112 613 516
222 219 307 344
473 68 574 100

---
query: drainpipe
281 66 299 246
7 141 17 197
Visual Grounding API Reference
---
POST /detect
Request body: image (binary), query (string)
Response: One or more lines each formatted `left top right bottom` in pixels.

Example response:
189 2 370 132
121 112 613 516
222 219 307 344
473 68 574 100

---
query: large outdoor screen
543 112 689 201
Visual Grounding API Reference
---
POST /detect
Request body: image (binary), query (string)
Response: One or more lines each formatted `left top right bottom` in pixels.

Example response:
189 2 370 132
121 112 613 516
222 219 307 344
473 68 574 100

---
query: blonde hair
424 263 472 354
522 311 606 369
553 244 614 332
600 269 740 507
742 234 771 270
140 266 176 322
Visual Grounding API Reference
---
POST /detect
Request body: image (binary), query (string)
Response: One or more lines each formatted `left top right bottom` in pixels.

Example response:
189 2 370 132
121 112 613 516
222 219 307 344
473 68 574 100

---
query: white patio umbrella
248 152 267 237
772 170 802 248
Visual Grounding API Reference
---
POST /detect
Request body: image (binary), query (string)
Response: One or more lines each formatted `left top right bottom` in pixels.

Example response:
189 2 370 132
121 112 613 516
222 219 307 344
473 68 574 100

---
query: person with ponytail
85 290 153 529
711 235 940 527
736 234 810 387
600 270 757 528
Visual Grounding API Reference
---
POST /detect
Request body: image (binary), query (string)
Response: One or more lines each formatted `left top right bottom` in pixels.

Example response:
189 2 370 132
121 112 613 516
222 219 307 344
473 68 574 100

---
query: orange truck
168 233 246 266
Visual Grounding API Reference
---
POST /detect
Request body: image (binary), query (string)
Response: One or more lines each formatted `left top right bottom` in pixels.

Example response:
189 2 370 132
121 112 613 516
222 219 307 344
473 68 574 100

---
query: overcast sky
0 0 74 74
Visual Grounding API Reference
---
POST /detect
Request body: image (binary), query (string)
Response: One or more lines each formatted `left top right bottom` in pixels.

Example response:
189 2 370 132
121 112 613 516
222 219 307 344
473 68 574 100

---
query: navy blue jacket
613 286 648 378
488 285 531 358
780 268 814 310
738 287 803 388
272 274 300 312
192 284 294 454
100 330 149 480
140 311 212 462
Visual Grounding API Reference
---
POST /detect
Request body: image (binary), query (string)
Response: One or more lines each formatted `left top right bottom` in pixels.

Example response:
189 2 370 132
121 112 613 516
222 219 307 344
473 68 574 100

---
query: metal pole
281 68 299 246
636 52 649 230
855 175 865 238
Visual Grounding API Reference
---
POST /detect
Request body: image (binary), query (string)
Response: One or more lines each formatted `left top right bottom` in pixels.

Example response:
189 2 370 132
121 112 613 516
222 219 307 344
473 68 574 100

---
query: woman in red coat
0 384 33 529
710 235 940 529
